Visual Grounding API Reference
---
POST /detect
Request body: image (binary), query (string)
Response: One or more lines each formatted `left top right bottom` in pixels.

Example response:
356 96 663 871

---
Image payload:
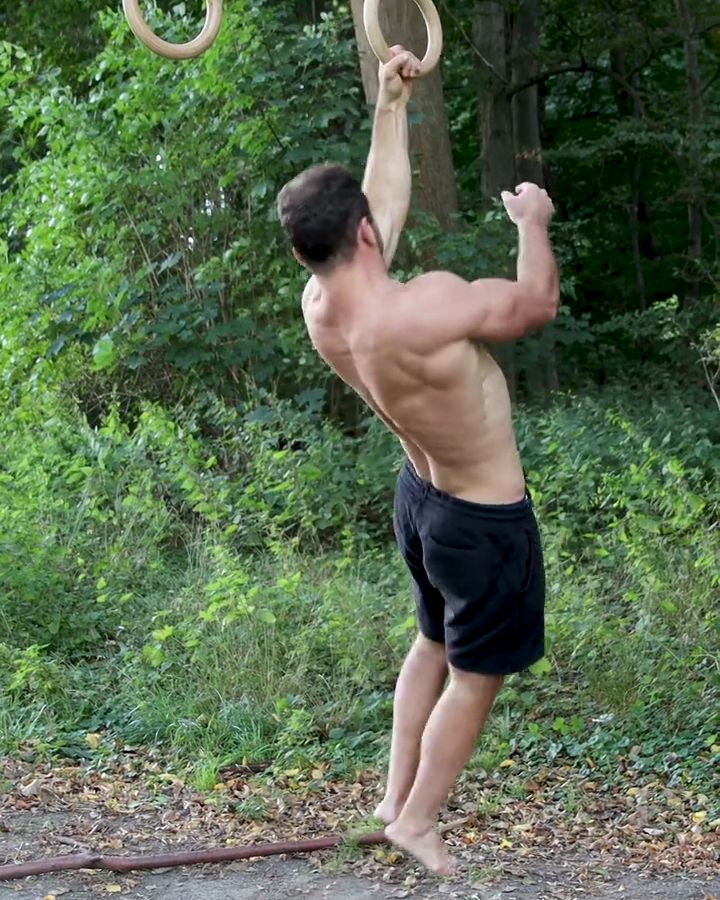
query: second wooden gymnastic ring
363 0 443 77
123 0 223 60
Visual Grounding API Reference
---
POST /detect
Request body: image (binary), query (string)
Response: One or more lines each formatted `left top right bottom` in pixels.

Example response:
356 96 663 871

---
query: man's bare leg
386 668 504 875
375 634 448 825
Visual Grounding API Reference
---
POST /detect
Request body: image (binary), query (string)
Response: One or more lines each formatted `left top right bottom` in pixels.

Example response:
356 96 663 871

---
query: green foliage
0 391 175 656
517 390 719 733
1 3 367 404
697 319 720 411
442 0 720 314
0 1 113 83
1 0 718 794
1 388 717 783
3 0 718 412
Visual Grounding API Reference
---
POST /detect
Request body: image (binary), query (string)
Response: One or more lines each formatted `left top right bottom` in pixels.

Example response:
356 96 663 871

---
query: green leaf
92 335 117 371
530 657 552 677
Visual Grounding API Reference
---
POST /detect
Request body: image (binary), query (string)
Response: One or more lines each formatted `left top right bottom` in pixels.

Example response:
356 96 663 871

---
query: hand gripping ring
363 0 443 77
122 0 223 60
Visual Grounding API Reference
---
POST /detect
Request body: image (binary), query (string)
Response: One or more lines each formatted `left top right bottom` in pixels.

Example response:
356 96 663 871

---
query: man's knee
449 665 504 697
414 632 447 661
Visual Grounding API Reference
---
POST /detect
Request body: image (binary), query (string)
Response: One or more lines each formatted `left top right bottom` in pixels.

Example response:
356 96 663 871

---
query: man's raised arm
507 185 559 324
422 184 559 344
362 47 420 267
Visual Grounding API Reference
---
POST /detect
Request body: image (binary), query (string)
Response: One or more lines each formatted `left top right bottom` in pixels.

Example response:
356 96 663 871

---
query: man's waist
400 457 529 512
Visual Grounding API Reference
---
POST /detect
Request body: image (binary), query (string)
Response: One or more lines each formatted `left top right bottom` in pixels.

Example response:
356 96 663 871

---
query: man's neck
315 260 391 304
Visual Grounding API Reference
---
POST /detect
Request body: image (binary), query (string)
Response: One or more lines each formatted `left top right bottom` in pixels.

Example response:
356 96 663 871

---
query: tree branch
506 60 647 115
0 819 471 882
506 15 720 108
702 63 720 95
438 0 508 83
701 358 720 413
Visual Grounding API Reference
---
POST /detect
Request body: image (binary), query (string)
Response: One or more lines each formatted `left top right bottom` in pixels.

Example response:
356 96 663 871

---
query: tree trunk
474 1 517 397
675 0 704 302
510 0 558 394
610 48 649 311
349 0 459 231
629 156 648 311
510 0 544 187
350 0 381 104
474 1 515 199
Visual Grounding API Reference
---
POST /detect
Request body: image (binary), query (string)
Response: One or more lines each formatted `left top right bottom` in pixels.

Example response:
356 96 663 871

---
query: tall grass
1 387 718 776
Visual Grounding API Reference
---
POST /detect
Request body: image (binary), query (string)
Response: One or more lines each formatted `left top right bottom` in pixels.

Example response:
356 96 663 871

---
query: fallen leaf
157 773 184 788
105 885 123 893
85 733 102 750
19 778 42 797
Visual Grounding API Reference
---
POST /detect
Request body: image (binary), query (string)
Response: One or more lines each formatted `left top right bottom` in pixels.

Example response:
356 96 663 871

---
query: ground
1 755 718 900
1 846 719 900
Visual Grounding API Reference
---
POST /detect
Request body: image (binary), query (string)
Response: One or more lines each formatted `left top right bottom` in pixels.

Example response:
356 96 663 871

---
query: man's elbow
538 284 560 326
545 295 560 324
524 290 558 331
550 278 561 312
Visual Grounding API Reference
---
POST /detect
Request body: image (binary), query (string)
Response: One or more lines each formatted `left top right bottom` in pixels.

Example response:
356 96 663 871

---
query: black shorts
393 460 546 676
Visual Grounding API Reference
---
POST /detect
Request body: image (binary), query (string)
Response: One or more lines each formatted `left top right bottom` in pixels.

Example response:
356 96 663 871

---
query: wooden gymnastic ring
122 0 223 60
363 0 443 77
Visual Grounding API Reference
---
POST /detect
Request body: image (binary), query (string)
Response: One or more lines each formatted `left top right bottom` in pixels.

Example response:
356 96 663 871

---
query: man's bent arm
515 221 559 325
362 53 417 267
455 186 559 341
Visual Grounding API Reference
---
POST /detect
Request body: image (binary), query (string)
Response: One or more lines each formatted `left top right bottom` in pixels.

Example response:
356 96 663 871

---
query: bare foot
374 798 403 826
385 820 452 876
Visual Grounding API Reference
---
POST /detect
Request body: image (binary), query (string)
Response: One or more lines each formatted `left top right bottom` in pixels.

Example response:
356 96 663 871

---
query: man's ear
358 217 380 249
292 247 308 268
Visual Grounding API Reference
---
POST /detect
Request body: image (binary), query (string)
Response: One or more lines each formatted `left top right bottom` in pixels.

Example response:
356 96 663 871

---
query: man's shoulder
407 269 467 293
405 270 469 301
301 276 321 314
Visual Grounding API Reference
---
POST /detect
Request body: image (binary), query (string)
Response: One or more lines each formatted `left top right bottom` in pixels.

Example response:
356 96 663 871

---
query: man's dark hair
277 164 377 271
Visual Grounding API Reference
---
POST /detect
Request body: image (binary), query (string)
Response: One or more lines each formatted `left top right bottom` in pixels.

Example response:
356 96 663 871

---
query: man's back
304 271 526 504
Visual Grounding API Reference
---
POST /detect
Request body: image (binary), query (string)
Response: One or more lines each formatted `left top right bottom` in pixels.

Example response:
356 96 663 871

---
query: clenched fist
378 45 422 107
501 183 554 227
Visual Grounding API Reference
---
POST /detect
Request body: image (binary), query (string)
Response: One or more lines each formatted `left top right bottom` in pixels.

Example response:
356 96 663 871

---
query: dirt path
1 813 718 900
1 856 719 900
2 756 718 900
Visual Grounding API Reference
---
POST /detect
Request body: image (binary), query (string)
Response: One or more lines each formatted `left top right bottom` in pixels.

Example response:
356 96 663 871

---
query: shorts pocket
519 527 545 617
518 527 537 595
423 526 536 604
422 535 492 601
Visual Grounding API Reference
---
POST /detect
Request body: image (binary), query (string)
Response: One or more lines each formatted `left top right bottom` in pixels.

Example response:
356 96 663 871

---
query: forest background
0 0 717 815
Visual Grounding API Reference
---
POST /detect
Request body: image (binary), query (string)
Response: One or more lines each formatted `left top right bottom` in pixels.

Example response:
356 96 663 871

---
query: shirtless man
277 47 559 875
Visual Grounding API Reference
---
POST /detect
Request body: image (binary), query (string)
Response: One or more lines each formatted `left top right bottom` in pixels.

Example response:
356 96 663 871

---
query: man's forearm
362 94 411 264
516 223 560 317
362 96 411 203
